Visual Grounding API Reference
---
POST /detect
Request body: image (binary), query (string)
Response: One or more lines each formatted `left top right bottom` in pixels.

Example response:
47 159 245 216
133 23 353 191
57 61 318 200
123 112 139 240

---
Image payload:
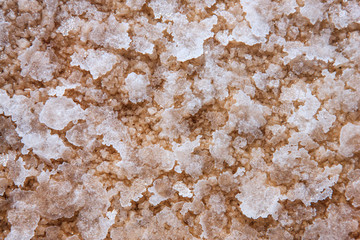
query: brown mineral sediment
1 0 360 239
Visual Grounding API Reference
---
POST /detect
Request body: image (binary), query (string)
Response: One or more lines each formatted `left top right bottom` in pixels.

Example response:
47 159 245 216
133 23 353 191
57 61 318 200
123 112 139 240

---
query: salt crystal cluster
1 0 360 239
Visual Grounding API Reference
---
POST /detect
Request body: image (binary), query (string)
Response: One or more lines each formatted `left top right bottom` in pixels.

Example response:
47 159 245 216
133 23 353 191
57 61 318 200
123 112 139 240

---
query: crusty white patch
70 49 117 79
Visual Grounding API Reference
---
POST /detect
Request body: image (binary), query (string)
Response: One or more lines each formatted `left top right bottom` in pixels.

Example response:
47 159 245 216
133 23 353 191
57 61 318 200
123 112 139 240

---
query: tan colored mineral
1 0 360 239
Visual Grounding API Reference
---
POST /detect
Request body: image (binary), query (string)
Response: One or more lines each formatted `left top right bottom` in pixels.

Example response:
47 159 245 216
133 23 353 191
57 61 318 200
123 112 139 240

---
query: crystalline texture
339 123 360 157
18 41 57 82
71 49 117 79
236 173 285 219
39 96 85 130
168 14 217 62
125 73 151 103
300 0 326 24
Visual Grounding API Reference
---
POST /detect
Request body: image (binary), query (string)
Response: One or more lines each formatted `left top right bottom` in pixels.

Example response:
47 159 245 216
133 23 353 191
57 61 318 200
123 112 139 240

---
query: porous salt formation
1 0 360 239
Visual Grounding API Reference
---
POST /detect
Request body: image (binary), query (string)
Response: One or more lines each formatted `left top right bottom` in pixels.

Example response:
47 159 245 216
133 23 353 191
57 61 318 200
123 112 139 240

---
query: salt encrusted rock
48 75 81 97
266 226 293 240
39 96 85 130
66 122 95 148
210 130 235 169
173 181 193 198
21 132 68 160
7 155 36 187
36 179 85 220
71 49 117 79
172 136 204 178
76 174 116 240
225 90 270 138
78 209 117 240
156 107 190 140
5 188 40 240
315 70 360 113
6 208 40 240
339 123 360 157
154 70 190 108
18 0 42 12
126 0 146 10
67 236 81 240
152 207 194 239
61 0 106 20
0 91 68 160
3 0 360 239
89 15 132 50
116 178 150 208
0 116 22 152
218 171 235 193
199 209 228 239
167 14 217 62
95 115 133 161
209 194 226 214
18 40 57 82
131 17 166 54
287 89 321 132
138 144 175 172
197 47 235 101
303 204 358 240
0 10 9 49
224 219 260 240
148 0 179 20
287 165 342 206
148 177 174 206
316 109 336 133
346 169 360 207
341 31 360 64
329 0 360 29
188 0 216 11
300 0 326 25
124 72 151 103
236 173 285 219
282 31 341 64
56 17 85 36
239 0 271 43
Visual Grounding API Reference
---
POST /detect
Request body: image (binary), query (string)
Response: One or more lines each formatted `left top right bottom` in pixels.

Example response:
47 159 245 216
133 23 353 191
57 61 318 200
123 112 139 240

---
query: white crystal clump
39 96 85 130
168 14 217 62
339 123 360 157
173 181 193 198
239 0 270 43
125 73 151 103
70 49 117 79
0 90 68 160
18 40 57 82
236 173 285 219
89 15 132 50
300 0 325 24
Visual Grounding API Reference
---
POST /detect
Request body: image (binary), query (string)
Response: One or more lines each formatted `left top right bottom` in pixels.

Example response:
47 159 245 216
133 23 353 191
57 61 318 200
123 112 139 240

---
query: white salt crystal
124 73 150 103
39 96 85 130
70 49 117 79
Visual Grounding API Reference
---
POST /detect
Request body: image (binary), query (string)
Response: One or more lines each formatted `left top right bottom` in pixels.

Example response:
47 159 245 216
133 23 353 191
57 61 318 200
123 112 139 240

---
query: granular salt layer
1 0 360 239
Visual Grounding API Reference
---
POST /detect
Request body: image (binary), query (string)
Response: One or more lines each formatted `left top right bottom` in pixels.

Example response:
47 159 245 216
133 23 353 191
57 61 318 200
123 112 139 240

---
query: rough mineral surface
1 0 360 239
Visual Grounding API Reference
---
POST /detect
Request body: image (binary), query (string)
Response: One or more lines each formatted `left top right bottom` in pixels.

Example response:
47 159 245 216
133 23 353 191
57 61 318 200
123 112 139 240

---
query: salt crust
339 123 360 157
124 73 150 103
167 14 218 62
39 96 85 130
236 172 285 219
1 0 360 239
70 49 117 79
18 39 57 82
173 181 193 198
